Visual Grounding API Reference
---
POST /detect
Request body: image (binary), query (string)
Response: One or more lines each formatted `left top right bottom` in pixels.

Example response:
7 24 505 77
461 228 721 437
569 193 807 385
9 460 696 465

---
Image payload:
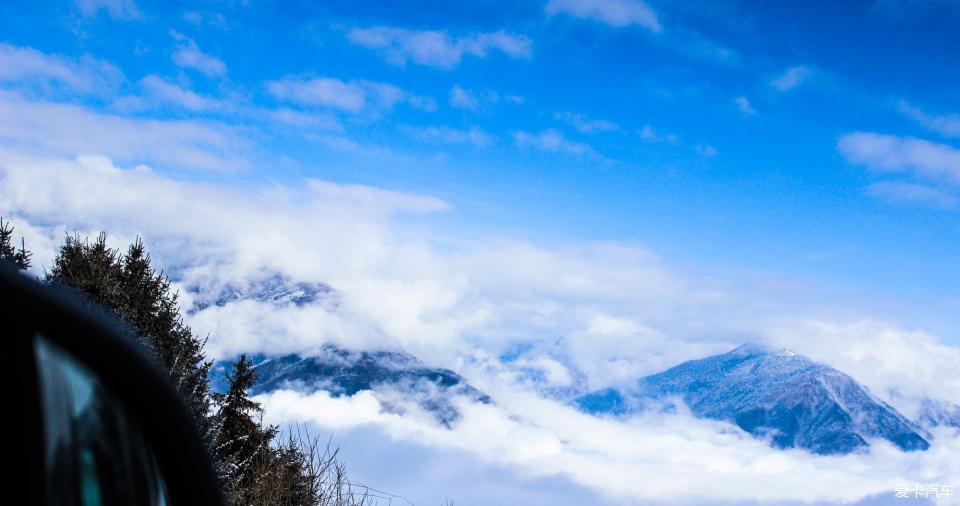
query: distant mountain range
195 275 958 455
211 347 489 427
188 273 333 313
576 344 934 455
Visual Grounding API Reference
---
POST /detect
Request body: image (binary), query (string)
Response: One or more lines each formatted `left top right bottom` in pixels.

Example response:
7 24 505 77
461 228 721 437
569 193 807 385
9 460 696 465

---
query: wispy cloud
449 85 480 110
734 96 757 115
347 26 531 69
840 132 960 210
133 75 227 112
771 65 812 92
554 112 619 133
448 85 502 112
268 108 342 131
171 32 227 78
696 144 719 157
406 126 494 148
639 125 679 144
181 10 230 30
670 28 741 66
75 0 140 20
546 0 661 32
838 132 960 185
267 76 432 115
867 180 959 209
0 92 248 171
513 129 595 155
898 100 960 138
0 43 123 96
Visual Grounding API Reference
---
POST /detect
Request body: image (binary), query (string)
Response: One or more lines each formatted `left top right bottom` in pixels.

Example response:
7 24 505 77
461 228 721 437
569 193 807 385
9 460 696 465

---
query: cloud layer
838 132 960 185
347 26 531 69
546 0 661 32
3 150 960 503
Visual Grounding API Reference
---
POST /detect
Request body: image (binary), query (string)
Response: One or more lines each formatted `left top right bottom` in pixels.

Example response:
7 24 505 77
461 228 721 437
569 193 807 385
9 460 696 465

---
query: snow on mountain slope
211 346 490 427
188 272 333 312
575 344 931 455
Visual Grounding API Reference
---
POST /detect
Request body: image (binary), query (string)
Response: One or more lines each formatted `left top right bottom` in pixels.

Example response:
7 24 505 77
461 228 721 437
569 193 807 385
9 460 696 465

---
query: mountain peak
731 342 798 358
212 344 490 427
576 345 930 455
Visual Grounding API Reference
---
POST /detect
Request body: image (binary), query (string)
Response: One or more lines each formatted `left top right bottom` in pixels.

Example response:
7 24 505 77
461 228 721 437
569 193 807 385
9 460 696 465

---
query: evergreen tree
30 225 366 506
45 234 213 455
0 217 31 270
213 355 283 505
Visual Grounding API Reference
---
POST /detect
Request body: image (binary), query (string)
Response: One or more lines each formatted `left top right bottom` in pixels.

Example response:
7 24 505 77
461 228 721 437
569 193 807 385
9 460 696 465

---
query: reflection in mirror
35 335 170 506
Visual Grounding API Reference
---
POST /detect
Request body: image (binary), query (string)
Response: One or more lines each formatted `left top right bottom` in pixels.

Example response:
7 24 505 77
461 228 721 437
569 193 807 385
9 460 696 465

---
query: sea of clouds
3 149 960 504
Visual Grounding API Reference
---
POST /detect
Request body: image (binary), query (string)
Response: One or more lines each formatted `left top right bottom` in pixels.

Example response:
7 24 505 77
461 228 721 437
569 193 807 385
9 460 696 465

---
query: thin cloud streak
347 26 531 69
546 0 661 32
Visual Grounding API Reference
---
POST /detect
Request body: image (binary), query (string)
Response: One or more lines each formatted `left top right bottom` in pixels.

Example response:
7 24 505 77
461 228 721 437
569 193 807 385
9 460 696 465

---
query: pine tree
45 234 213 456
46 233 123 308
37 227 365 506
0 217 31 270
213 355 279 504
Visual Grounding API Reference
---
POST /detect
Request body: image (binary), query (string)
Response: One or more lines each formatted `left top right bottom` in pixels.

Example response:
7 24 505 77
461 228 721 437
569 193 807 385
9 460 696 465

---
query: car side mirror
2 263 224 505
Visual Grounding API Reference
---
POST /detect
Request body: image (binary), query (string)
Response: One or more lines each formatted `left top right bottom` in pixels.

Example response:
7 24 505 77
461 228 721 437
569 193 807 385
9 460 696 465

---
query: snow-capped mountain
195 275 942 453
211 346 490 427
575 344 931 455
189 273 333 312
196 274 488 426
916 398 960 430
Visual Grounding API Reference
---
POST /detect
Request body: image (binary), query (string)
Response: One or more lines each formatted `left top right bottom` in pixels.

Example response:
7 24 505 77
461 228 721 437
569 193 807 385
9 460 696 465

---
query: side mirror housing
2 264 224 505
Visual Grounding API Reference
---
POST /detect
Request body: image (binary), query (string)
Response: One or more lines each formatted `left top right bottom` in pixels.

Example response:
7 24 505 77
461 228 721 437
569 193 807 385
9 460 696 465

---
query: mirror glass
35 335 170 506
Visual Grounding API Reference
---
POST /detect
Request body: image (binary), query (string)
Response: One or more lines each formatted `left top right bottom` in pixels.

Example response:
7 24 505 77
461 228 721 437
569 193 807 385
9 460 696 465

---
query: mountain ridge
575 343 932 455
211 345 490 427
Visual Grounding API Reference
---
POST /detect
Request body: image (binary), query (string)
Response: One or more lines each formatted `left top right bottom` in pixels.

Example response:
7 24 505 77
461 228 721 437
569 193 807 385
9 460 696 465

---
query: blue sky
4 1 960 503
4 0 960 322
6 0 960 331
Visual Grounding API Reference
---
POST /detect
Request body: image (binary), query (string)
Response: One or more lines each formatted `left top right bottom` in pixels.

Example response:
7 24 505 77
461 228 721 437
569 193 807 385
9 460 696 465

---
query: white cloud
2 152 960 503
0 92 248 171
554 112 618 133
838 132 960 186
734 96 756 115
181 10 229 30
347 27 531 69
771 65 812 92
449 85 480 110
512 130 594 155
0 43 124 96
267 76 432 115
257 381 960 505
135 75 226 112
171 32 227 78
638 125 679 144
867 180 959 209
448 85 503 112
546 0 661 33
671 28 741 66
898 100 960 138
267 77 364 111
764 320 960 418
268 108 343 131
406 126 494 148
406 94 438 112
696 144 718 157
76 0 140 19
